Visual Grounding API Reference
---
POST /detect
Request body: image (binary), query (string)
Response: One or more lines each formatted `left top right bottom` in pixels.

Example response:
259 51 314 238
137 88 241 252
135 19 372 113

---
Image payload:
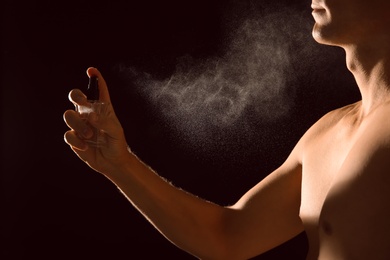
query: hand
64 67 130 174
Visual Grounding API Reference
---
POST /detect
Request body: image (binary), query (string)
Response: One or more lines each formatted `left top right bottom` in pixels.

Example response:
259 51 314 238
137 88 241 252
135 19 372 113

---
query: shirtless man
63 0 390 259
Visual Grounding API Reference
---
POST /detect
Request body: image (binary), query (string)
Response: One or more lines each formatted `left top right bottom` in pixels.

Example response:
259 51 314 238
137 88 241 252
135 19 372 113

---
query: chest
298 106 390 258
299 124 360 223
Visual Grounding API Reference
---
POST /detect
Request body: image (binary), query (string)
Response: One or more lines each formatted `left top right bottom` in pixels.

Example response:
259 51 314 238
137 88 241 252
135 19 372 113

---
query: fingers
64 130 88 151
86 67 111 103
68 89 89 107
64 67 118 152
63 109 93 139
69 67 111 106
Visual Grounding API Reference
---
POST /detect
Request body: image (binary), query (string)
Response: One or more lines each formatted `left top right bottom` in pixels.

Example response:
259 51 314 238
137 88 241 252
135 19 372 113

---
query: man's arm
63 67 304 259
101 145 304 259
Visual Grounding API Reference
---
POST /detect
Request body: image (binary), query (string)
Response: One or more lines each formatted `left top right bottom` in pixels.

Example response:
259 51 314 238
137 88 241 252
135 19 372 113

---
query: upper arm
213 108 346 258
220 144 304 259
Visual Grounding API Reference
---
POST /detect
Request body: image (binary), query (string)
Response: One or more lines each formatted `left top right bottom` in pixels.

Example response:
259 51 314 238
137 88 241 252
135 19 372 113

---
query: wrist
100 146 141 180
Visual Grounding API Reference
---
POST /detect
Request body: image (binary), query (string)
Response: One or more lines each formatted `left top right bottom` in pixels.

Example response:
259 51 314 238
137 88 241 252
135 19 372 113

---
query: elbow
195 210 247 260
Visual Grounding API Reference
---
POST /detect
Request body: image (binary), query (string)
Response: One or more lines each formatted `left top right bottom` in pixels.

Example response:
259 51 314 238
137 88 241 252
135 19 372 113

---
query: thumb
86 67 111 103
86 67 124 140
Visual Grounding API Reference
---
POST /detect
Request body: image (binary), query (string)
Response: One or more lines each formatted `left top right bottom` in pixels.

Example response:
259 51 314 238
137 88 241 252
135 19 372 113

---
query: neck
343 42 390 117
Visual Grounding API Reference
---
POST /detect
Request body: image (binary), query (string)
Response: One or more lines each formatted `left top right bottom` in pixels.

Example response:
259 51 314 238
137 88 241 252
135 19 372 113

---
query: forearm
64 69 232 258
101 150 229 259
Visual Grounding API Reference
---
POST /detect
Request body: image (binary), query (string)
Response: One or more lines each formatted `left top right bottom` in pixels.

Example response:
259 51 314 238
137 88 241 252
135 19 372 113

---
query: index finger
68 89 90 107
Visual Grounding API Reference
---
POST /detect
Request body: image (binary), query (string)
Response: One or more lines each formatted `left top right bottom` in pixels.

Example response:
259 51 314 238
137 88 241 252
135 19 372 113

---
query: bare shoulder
297 101 362 148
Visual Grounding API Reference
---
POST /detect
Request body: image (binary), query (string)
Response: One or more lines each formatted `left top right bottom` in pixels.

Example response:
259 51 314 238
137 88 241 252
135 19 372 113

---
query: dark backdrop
2 0 360 259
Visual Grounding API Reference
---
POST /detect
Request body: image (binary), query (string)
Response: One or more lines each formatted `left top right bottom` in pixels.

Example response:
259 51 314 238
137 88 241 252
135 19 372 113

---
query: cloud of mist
118 6 326 151
153 17 293 125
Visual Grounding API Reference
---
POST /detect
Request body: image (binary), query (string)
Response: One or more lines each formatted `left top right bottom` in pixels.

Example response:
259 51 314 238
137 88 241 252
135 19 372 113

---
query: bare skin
64 0 390 259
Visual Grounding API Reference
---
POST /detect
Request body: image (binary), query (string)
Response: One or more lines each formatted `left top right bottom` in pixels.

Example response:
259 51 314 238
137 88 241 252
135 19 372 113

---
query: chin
312 26 330 45
311 23 342 47
312 26 325 44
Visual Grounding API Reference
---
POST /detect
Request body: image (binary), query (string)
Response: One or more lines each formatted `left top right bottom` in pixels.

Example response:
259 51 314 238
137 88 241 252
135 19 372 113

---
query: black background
2 0 360 259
